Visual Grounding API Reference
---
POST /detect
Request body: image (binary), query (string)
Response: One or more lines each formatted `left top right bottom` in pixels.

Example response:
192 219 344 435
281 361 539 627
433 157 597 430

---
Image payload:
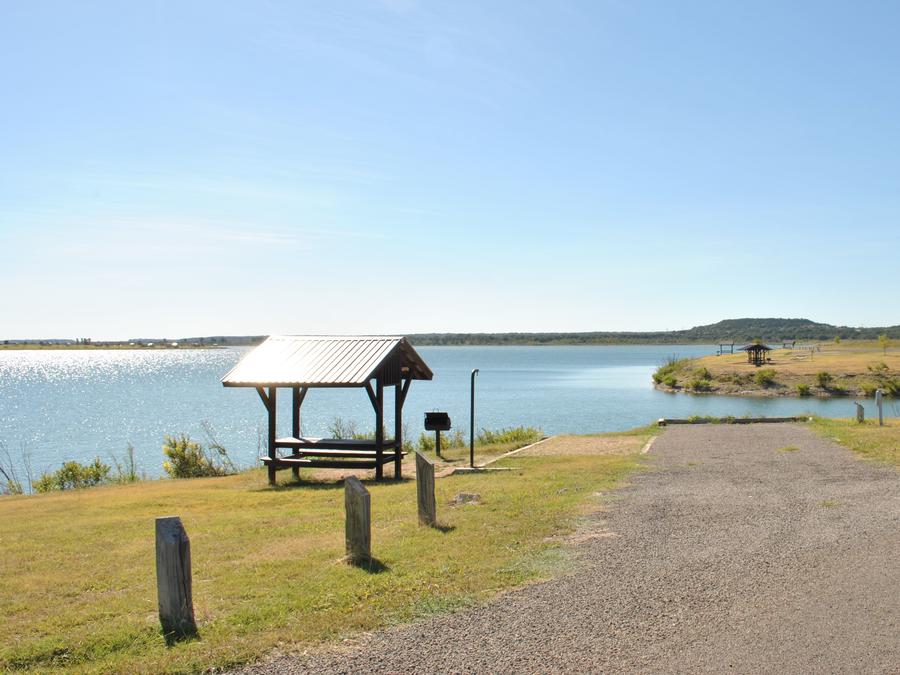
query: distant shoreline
4 317 899 349
0 344 221 351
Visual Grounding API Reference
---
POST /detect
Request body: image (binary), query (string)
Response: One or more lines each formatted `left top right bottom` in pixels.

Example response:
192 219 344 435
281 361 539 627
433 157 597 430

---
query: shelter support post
394 382 403 479
375 378 384 480
267 387 277 485
291 387 307 480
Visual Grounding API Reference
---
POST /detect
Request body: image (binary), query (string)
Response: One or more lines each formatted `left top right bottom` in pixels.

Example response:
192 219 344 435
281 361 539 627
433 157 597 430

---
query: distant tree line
408 318 900 346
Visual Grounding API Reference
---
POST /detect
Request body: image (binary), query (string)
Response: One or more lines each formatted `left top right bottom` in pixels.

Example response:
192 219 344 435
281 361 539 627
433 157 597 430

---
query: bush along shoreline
0 423 544 496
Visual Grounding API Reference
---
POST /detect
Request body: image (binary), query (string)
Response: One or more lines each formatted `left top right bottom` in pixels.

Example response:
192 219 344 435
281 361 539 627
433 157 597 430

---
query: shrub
34 458 111 493
477 426 542 446
884 378 900 397
755 369 777 387
162 434 234 478
815 371 832 389
417 432 435 453
689 379 712 392
860 382 878 397
724 373 748 386
328 417 366 439
663 375 678 388
694 367 712 381
653 356 690 385
112 443 142 483
0 443 25 495
796 383 811 396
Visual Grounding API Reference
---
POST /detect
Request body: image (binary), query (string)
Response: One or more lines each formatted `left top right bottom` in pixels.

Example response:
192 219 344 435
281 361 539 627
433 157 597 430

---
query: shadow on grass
349 557 390 574
161 627 200 648
255 474 414 492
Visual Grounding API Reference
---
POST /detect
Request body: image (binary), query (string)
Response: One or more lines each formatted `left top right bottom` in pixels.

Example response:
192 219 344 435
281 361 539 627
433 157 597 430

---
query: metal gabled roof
221 335 433 387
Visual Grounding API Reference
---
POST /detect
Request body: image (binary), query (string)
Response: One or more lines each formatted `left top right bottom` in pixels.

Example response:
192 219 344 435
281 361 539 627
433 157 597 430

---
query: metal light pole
470 368 479 468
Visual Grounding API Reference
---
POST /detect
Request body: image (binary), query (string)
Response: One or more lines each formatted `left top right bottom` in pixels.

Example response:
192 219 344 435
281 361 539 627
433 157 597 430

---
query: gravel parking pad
238 424 899 674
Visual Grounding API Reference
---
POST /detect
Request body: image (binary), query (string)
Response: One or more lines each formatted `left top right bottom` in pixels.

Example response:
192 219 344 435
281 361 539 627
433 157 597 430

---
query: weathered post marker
876 389 884 426
344 477 371 564
155 516 197 639
415 451 437 526
855 401 865 424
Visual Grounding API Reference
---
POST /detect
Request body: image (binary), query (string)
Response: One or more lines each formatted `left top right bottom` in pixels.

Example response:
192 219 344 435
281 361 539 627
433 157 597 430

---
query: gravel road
238 424 900 674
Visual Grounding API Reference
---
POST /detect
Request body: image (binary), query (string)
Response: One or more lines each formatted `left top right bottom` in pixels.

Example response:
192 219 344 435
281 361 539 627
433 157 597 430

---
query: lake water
0 345 892 479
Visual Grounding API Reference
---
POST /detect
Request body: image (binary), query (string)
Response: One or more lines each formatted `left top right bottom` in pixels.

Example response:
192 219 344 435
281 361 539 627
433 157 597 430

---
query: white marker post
876 389 884 426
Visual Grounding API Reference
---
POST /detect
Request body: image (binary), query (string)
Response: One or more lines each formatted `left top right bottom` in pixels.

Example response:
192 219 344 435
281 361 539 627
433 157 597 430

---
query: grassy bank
417 426 544 464
655 341 899 398
0 429 649 673
809 417 900 467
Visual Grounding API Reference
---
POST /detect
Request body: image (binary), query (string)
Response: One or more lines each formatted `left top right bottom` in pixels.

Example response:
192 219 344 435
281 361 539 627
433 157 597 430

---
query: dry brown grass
703 344 900 377
659 341 900 397
0 429 648 674
514 434 647 457
810 417 900 467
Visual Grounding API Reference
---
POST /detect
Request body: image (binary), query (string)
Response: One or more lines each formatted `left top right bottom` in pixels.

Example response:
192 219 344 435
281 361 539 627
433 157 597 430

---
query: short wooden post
855 402 865 423
155 516 197 639
415 451 436 526
876 389 884 426
344 477 371 564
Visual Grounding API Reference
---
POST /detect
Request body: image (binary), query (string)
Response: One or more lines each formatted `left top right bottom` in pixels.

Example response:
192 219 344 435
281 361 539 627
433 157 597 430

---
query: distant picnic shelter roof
739 343 772 352
221 335 433 387
739 343 772 366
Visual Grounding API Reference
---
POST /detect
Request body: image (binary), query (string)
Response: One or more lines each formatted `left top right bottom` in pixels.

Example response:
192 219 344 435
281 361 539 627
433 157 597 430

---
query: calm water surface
0 345 891 478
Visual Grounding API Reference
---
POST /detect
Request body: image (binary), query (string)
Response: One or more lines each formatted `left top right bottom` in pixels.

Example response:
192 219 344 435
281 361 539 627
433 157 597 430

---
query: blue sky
2 1 899 339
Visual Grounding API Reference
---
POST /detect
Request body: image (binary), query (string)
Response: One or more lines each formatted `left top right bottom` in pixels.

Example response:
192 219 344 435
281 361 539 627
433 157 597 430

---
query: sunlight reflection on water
0 345 887 479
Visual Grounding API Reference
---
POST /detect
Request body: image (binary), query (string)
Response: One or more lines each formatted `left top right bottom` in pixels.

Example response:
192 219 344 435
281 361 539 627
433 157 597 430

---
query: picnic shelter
222 335 433 484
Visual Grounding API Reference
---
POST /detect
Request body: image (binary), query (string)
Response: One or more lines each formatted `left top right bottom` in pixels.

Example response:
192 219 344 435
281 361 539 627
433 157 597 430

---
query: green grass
778 445 800 453
421 426 544 463
0 436 644 673
809 417 900 467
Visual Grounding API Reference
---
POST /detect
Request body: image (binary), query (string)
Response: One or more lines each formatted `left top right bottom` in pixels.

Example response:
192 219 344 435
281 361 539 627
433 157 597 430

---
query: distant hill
408 318 900 346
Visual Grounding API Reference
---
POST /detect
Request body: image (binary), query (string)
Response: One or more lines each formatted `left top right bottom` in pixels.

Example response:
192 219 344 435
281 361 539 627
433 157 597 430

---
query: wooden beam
291 387 307 438
399 376 412 409
267 387 277 485
291 387 305 481
365 381 378 411
375 378 384 480
394 382 402 479
256 386 271 410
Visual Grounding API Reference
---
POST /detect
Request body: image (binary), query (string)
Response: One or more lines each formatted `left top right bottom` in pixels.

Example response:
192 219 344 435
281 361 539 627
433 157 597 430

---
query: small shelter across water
739 343 772 366
222 335 433 484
